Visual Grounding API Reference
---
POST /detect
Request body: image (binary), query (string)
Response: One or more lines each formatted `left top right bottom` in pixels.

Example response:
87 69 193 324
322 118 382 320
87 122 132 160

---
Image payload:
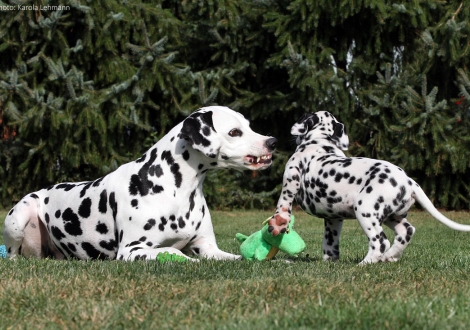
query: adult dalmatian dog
3 106 277 261
268 111 470 264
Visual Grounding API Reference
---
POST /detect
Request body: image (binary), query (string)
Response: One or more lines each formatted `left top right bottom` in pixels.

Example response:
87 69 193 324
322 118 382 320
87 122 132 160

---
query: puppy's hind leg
322 218 344 261
355 209 391 265
381 215 415 262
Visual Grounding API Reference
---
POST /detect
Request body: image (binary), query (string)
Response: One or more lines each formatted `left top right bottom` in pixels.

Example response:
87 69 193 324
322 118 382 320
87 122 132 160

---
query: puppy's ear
305 113 319 131
291 113 318 136
331 121 349 150
180 111 221 158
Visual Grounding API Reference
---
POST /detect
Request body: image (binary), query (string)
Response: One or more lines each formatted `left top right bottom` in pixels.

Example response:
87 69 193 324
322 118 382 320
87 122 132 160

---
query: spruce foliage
1 0 469 209
0 0 194 205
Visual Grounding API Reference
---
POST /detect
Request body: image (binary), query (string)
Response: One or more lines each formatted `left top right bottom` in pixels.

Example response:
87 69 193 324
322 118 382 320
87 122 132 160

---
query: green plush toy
235 215 306 261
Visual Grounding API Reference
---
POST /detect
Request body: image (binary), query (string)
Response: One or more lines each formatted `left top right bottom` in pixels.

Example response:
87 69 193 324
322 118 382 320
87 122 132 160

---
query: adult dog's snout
264 137 277 151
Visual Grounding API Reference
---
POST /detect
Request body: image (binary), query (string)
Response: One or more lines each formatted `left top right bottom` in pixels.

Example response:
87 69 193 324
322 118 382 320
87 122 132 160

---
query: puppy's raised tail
413 182 470 231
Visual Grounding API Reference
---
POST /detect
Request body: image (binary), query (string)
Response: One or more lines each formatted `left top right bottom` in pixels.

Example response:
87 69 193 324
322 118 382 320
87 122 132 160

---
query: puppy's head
180 106 277 170
291 111 349 150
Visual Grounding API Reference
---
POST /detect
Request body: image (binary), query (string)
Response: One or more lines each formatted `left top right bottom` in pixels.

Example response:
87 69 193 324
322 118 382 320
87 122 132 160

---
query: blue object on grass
0 245 6 258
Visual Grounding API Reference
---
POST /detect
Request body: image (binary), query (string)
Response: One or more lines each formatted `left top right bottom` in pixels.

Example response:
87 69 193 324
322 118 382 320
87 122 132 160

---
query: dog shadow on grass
272 253 366 265
271 254 321 263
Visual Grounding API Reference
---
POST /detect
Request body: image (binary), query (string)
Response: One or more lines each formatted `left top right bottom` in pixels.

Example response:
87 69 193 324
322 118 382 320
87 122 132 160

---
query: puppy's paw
267 214 289 236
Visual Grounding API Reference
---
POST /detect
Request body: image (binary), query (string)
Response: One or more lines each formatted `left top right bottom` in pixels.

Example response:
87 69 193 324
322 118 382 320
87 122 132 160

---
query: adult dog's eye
229 129 243 137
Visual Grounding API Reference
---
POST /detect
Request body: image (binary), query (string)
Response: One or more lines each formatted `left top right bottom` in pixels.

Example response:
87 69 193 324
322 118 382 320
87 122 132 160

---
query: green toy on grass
235 215 306 261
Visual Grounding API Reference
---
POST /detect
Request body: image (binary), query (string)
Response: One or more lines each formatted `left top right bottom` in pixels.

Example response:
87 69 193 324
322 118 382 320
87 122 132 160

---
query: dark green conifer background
1 0 469 209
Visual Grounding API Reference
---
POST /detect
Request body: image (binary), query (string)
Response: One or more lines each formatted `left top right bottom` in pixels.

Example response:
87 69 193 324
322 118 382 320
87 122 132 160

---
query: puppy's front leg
269 155 301 235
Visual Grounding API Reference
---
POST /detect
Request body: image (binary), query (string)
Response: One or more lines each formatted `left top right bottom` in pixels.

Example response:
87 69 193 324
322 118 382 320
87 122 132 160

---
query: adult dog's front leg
186 216 241 260
192 239 242 260
118 246 199 261
269 156 302 235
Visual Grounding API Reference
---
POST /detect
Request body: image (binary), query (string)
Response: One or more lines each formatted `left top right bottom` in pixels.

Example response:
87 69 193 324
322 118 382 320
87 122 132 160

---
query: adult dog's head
291 111 349 150
180 106 277 170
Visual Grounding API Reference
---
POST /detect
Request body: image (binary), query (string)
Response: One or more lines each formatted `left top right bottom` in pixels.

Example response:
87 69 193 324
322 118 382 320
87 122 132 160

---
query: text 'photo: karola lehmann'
0 4 71 11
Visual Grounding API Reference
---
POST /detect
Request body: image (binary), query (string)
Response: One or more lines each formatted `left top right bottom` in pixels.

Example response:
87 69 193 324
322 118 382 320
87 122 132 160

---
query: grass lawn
1 208 470 329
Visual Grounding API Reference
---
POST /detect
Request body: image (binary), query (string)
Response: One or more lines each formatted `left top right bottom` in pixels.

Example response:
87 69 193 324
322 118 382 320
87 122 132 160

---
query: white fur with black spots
4 106 277 261
268 111 470 264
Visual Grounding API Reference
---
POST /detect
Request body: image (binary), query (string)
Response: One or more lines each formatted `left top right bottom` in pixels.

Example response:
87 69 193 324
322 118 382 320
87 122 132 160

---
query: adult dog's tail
413 181 470 231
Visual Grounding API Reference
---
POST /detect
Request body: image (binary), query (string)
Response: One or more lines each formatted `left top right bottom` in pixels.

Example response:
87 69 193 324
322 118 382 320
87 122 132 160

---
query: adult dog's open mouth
244 154 272 166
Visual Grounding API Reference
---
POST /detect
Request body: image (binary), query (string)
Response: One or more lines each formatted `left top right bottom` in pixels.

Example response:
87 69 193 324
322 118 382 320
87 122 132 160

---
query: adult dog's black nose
264 137 277 151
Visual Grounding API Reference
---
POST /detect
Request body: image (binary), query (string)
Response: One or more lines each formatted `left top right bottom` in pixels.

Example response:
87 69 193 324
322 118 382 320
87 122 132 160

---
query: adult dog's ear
331 120 349 151
179 110 221 158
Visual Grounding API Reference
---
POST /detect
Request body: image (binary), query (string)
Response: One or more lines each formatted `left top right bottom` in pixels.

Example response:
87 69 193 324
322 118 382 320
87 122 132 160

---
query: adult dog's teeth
257 157 260 163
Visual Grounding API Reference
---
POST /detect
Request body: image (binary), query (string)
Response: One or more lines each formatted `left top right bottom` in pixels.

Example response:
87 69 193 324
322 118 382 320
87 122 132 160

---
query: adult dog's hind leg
23 216 64 259
20 214 46 258
3 198 40 258
3 197 63 259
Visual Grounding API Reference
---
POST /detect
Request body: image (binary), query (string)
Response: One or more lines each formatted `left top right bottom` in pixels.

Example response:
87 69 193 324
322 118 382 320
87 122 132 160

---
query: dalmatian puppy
3 106 277 261
268 111 470 264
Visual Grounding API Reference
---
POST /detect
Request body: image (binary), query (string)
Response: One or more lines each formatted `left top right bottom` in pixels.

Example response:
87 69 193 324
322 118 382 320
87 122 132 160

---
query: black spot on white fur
62 208 83 236
129 148 160 196
144 219 156 231
78 198 92 218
